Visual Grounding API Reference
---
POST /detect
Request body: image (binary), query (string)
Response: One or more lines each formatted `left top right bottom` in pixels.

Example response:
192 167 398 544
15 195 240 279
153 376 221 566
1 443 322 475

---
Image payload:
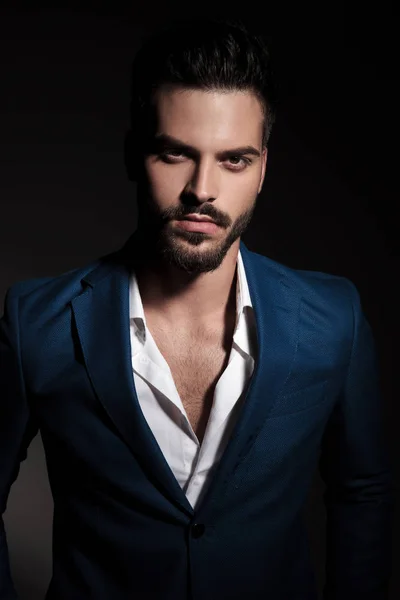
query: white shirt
129 249 257 510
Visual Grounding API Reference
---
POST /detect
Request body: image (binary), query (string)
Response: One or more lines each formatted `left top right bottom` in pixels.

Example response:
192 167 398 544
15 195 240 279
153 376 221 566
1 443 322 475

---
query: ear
258 147 268 194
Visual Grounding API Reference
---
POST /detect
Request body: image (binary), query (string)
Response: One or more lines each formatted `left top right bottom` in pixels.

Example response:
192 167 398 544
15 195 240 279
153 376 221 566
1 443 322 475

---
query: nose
185 158 219 202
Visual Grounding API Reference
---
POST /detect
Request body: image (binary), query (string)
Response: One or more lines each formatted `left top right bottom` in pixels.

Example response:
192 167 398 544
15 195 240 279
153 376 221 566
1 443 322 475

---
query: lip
174 219 220 234
179 214 216 223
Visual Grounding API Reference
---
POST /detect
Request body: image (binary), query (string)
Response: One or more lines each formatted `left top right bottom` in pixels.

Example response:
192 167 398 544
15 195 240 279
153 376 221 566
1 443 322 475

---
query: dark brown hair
129 16 277 149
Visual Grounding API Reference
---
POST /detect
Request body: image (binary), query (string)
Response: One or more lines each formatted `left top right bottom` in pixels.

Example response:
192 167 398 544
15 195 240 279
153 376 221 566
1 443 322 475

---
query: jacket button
191 523 205 538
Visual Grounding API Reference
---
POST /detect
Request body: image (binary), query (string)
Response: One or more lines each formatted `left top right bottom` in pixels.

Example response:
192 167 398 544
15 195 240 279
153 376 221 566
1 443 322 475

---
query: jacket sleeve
0 286 39 599
318 279 395 600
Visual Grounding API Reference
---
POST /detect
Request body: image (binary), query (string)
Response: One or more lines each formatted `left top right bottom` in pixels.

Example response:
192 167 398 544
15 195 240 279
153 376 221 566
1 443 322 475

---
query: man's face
135 86 267 274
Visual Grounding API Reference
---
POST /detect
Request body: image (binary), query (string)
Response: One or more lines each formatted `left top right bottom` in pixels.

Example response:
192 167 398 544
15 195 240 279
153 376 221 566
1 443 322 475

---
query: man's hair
129 16 277 149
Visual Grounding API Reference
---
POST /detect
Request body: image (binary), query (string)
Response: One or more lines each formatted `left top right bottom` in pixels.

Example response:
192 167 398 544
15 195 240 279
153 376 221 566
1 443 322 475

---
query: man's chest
147 323 233 442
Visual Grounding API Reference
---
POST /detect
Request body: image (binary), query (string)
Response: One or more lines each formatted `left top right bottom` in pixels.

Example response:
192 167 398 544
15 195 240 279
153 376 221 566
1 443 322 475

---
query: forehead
151 86 264 147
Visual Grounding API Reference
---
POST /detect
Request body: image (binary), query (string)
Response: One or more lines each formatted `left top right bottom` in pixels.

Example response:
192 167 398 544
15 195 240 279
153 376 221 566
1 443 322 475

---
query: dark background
0 2 398 598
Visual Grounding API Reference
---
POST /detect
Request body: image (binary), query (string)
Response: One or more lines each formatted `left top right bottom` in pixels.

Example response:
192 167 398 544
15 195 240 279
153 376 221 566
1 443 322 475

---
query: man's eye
227 156 252 168
161 150 184 159
228 156 243 165
160 151 251 169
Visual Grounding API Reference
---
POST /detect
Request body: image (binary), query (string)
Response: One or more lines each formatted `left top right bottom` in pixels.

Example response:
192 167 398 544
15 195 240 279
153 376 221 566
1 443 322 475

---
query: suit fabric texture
0 233 394 599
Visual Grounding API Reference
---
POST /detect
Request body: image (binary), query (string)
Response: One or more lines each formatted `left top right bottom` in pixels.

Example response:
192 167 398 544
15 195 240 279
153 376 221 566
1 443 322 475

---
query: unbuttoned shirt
129 250 257 510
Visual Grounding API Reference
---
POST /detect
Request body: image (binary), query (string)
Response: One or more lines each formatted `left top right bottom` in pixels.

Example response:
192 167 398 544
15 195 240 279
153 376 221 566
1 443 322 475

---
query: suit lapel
71 251 194 517
196 242 302 517
71 235 301 518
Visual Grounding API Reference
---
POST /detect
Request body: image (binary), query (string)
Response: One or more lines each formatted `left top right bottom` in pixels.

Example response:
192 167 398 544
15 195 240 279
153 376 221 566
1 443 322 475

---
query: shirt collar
129 248 254 357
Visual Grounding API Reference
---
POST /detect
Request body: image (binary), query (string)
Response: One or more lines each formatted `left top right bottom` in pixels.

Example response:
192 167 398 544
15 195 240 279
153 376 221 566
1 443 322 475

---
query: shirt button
191 523 205 539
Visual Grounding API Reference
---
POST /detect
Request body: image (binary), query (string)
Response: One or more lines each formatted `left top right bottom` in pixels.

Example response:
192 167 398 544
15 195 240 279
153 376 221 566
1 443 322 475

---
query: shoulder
1 254 108 321
242 244 363 344
243 244 359 306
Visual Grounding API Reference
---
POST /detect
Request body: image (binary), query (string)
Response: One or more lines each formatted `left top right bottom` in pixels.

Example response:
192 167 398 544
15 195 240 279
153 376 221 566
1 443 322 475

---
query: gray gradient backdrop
0 3 398 599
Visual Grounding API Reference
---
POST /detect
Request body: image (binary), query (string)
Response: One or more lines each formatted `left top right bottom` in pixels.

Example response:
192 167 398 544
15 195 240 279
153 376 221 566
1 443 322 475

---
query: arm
0 287 39 599
318 279 395 600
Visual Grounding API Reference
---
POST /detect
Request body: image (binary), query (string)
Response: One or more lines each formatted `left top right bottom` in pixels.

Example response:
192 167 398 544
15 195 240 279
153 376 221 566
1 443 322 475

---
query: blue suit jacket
0 234 394 600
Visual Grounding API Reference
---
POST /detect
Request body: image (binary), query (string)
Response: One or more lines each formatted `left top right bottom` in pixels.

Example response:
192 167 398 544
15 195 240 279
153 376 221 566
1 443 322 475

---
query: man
0 15 394 600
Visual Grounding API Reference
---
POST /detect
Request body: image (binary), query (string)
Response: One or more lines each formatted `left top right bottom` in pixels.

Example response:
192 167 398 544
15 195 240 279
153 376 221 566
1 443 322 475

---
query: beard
131 184 257 276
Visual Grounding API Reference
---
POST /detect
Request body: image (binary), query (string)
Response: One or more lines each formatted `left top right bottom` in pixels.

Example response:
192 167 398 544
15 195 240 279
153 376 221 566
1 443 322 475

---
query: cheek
146 164 181 203
226 175 260 204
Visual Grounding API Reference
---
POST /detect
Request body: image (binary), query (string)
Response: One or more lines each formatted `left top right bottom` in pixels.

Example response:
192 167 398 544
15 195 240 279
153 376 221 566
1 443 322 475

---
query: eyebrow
151 133 261 159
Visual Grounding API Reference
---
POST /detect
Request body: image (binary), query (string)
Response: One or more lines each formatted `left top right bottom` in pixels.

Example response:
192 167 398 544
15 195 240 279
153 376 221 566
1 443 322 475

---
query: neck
127 232 239 326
